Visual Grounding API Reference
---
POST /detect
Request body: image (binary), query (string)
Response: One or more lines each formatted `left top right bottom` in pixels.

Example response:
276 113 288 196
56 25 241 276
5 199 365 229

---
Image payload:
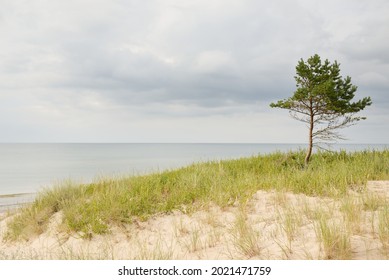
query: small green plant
231 210 261 258
278 206 302 252
272 191 289 207
302 202 321 221
173 217 189 238
378 205 389 249
362 193 387 211
184 228 203 253
340 196 364 233
207 227 222 248
315 217 352 259
135 239 174 260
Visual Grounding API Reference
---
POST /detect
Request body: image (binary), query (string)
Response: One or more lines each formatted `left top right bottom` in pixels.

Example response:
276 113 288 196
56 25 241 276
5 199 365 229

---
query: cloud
0 0 388 142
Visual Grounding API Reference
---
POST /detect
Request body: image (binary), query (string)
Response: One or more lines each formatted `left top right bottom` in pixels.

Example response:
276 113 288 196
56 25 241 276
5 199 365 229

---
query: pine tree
270 54 372 165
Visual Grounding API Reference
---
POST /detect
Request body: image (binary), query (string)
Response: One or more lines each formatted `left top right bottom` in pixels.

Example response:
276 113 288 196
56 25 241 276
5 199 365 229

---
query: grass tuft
315 217 352 259
231 210 261 258
378 205 389 249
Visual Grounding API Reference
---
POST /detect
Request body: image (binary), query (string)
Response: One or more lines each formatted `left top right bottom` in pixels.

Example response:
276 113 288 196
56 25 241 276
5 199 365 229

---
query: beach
1 181 389 260
0 193 36 214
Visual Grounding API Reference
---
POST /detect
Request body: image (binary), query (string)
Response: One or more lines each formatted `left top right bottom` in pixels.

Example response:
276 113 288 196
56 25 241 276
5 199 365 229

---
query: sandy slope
1 181 389 260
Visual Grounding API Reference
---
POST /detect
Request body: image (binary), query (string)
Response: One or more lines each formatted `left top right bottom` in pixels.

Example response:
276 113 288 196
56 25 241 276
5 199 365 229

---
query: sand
1 181 389 260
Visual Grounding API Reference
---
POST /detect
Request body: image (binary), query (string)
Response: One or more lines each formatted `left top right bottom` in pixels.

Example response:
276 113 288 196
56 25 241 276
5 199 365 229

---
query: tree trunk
305 135 313 166
305 104 314 166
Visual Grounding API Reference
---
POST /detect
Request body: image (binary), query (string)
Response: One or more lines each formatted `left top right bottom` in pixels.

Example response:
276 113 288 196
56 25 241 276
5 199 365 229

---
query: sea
0 143 388 212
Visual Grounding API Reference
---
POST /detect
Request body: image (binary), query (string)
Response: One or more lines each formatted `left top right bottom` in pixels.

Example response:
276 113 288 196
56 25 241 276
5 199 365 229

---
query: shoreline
0 192 36 198
0 193 36 214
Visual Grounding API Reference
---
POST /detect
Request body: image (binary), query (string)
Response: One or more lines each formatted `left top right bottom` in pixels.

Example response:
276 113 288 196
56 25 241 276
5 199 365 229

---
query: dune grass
315 216 352 259
231 209 261 258
5 149 389 241
378 205 389 249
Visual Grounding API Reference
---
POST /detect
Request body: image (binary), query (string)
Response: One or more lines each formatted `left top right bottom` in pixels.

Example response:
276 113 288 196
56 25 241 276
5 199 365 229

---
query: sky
1 0 388 143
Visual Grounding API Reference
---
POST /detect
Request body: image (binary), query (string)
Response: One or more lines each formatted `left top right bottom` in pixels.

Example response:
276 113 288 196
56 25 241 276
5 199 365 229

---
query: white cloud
194 51 236 74
0 0 388 143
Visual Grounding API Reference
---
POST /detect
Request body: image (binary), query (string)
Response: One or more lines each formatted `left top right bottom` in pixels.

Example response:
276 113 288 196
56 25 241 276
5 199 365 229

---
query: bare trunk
305 103 314 166
305 131 313 166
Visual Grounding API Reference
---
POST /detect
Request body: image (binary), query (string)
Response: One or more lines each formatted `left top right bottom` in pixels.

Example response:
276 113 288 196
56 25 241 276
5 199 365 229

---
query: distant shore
0 193 35 213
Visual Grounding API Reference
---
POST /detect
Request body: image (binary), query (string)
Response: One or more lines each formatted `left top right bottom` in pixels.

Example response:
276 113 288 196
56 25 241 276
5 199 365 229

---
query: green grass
378 205 389 248
231 209 261 258
315 217 352 259
6 149 389 240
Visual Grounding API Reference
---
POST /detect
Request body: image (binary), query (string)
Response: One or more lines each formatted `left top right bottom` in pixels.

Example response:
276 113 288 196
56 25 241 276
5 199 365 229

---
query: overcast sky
1 0 388 143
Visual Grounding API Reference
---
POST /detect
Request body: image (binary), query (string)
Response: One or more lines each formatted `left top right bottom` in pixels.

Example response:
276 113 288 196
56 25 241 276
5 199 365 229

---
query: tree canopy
270 54 372 165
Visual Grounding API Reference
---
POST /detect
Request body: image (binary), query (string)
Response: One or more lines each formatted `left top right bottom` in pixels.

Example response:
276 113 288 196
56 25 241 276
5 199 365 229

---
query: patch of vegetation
231 209 261 258
315 217 352 259
6 149 389 240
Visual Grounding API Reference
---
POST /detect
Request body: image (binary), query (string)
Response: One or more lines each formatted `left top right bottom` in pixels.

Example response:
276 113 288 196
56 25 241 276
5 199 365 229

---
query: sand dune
1 181 389 259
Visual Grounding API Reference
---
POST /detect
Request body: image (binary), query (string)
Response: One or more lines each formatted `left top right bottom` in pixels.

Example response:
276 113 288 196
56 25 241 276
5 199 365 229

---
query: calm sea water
0 143 387 210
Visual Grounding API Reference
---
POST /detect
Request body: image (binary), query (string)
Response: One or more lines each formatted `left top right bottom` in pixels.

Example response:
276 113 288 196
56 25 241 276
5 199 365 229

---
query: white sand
1 181 389 259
